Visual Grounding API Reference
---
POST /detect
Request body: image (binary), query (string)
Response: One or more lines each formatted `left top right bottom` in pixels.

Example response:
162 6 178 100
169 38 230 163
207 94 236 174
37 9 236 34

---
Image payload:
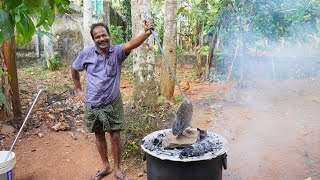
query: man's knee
95 128 106 141
110 131 121 142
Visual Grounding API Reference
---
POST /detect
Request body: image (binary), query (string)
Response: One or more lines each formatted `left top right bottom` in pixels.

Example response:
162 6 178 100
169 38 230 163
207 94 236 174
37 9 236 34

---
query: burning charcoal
161 150 176 156
179 139 219 158
143 140 158 151
142 129 226 161
152 138 162 146
157 133 165 138
197 128 208 140
142 134 164 151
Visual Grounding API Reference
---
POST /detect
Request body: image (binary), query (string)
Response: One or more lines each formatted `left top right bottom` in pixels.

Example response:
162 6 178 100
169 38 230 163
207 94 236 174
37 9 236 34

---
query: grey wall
16 14 103 66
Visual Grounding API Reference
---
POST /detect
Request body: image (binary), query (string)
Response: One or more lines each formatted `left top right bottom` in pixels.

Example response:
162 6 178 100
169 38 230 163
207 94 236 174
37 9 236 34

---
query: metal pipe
5 85 47 161
144 14 186 99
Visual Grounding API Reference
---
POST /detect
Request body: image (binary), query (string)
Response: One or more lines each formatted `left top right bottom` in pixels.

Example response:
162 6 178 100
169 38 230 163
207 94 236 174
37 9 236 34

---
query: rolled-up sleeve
117 44 128 63
73 51 85 71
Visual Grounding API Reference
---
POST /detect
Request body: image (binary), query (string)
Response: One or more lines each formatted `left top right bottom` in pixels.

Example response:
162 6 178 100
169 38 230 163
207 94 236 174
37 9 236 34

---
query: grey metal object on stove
147 17 193 136
172 99 193 136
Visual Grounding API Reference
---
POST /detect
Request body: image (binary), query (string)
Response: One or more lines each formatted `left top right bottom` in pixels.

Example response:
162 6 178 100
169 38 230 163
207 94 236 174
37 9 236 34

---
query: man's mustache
98 40 108 45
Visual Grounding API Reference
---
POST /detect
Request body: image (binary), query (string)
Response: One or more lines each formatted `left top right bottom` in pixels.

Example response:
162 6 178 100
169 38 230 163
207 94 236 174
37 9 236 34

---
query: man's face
92 26 110 50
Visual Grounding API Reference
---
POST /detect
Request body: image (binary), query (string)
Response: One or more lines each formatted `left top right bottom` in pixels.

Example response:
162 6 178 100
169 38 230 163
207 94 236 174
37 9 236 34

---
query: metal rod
5 85 47 161
147 22 186 99
227 43 239 81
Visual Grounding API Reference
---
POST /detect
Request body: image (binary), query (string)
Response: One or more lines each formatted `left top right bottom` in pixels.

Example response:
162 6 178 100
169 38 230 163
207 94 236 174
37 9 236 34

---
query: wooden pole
272 56 276 80
227 43 239 81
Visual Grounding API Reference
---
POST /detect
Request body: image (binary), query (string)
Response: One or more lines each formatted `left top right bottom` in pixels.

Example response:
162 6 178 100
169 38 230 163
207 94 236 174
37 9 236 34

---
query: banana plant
0 0 69 48
0 0 69 121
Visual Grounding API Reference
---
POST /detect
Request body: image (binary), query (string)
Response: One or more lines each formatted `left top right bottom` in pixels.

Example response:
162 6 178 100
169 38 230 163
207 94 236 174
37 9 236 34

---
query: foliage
154 49 162 56
44 55 65 71
175 94 183 103
109 24 125 45
176 45 184 55
200 45 209 55
118 0 132 40
0 0 70 48
121 103 176 159
175 0 320 57
151 0 165 44
215 50 224 68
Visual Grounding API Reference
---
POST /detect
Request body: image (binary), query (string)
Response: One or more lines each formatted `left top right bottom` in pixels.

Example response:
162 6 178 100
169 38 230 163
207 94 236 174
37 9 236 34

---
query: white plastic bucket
0 151 16 180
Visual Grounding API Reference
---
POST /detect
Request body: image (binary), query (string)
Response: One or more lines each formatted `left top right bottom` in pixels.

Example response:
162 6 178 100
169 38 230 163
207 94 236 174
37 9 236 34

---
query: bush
44 56 65 71
121 102 176 159
175 94 183 103
109 24 125 45
176 45 184 55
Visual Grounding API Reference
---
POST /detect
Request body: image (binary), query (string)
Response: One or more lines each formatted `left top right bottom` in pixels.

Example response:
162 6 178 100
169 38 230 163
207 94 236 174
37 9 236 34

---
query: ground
1 66 320 180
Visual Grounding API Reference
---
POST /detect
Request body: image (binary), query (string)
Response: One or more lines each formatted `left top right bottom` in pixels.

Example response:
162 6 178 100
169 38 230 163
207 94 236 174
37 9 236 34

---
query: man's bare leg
110 131 127 180
93 127 112 179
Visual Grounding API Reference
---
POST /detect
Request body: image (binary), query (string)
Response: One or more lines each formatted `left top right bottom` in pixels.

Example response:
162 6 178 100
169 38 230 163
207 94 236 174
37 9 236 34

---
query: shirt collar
94 45 115 55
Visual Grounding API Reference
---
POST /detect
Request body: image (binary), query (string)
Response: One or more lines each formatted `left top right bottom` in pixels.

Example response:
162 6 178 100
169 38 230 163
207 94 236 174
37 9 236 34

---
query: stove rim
141 128 230 162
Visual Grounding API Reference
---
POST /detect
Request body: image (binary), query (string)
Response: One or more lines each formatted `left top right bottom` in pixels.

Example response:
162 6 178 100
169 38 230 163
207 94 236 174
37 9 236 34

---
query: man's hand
123 19 155 55
75 89 85 102
143 20 154 34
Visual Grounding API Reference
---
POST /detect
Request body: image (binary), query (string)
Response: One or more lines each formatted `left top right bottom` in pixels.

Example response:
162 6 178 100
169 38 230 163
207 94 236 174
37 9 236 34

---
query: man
71 20 154 180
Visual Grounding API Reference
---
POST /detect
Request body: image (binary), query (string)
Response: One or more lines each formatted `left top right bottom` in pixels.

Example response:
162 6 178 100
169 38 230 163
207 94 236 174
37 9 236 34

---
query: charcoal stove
141 129 229 180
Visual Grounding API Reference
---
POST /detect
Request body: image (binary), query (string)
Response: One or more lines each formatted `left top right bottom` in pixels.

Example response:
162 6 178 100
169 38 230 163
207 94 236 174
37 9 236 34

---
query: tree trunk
160 0 177 101
205 32 219 80
195 20 202 78
131 0 159 107
176 2 181 47
240 18 246 82
83 0 93 48
205 54 210 80
196 46 201 78
43 31 55 68
103 0 111 26
0 52 9 120
2 38 22 122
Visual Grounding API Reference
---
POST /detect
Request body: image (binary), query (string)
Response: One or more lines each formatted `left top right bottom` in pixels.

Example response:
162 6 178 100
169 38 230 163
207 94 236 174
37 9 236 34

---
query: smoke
213 0 320 81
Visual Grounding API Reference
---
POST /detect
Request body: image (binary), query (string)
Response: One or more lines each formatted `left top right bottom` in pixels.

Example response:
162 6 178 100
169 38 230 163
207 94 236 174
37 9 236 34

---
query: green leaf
195 0 202 5
0 10 14 48
14 10 21 23
15 11 36 45
0 32 7 49
38 30 54 38
47 9 56 26
0 90 9 113
54 0 62 4
5 0 22 10
42 21 50 31
177 7 186 15
0 70 4 76
36 0 57 27
56 0 70 15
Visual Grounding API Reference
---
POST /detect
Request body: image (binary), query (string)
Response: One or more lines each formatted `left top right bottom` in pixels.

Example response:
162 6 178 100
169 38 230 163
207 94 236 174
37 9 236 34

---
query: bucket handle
222 153 228 170
5 85 47 161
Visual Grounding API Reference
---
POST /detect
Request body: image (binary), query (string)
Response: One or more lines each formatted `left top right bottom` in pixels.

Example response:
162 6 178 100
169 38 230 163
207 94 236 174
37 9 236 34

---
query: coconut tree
160 0 177 101
130 0 159 106
83 0 93 48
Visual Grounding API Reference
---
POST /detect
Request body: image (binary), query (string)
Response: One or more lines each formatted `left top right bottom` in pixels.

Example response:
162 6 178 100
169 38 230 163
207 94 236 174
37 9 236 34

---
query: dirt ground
1 67 320 180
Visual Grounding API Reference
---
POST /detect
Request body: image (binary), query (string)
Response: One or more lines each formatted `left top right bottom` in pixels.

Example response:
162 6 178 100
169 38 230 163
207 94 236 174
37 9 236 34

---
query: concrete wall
155 55 208 69
16 14 104 66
